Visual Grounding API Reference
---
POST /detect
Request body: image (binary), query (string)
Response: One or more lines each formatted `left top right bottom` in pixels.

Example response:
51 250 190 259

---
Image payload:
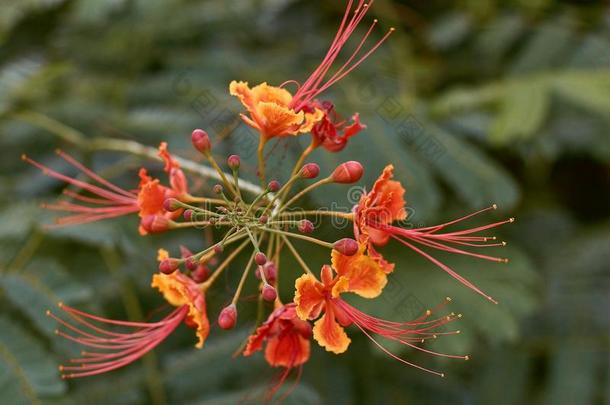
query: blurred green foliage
1 0 609 404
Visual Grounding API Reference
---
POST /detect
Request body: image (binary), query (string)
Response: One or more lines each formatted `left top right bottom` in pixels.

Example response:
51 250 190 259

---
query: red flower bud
298 219 314 234
218 304 237 330
261 283 277 302
267 180 281 192
263 262 277 283
258 215 268 224
255 252 267 266
227 154 241 170
333 238 359 256
183 209 194 221
300 163 320 179
140 215 172 234
159 258 180 274
191 129 211 154
163 198 182 212
191 265 209 283
331 161 363 184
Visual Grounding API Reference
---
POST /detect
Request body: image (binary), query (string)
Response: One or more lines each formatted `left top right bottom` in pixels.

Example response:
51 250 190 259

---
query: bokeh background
1 0 609 404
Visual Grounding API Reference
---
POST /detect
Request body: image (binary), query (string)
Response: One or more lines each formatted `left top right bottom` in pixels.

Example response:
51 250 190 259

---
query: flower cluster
28 1 513 401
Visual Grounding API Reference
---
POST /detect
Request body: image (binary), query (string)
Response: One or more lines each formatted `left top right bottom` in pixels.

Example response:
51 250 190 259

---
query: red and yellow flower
355 164 514 303
294 246 387 354
24 143 190 235
229 81 323 140
48 271 209 378
243 303 311 369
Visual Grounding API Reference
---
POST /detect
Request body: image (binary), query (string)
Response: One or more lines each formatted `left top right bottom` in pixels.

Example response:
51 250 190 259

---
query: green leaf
1 258 92 337
0 57 45 115
552 70 610 118
490 79 550 143
423 119 520 209
0 317 65 401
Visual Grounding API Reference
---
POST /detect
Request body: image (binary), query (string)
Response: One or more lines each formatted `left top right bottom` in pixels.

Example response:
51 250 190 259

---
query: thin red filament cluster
47 303 187 378
289 0 394 111
23 150 139 226
371 205 514 304
335 298 466 377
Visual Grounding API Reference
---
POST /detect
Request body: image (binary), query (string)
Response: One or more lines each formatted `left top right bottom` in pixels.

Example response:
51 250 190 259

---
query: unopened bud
218 304 237 330
298 219 314 234
267 180 281 192
163 198 182 212
333 238 359 256
258 215 268 224
191 265 209 283
213 184 223 195
159 258 180 274
262 283 277 302
140 215 173 234
263 262 277 283
300 163 320 179
191 129 211 153
331 161 363 184
227 154 241 170
183 209 194 221
254 252 267 266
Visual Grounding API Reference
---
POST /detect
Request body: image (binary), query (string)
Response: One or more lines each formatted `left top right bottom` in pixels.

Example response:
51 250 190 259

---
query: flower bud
261 283 277 302
159 258 180 274
255 266 263 280
254 252 267 266
297 219 314 234
258 215 268 224
163 198 182 212
331 161 363 184
213 184 223 194
263 262 277 283
333 238 359 256
267 180 281 192
218 304 237 330
300 163 320 179
191 265 209 283
183 209 194 221
140 215 173 234
191 129 211 153
227 154 240 170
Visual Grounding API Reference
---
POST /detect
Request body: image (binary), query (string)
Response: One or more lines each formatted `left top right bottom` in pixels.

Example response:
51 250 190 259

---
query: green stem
278 177 333 214
264 227 334 249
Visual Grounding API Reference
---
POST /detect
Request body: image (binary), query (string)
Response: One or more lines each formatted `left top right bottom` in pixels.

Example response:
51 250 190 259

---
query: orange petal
250 82 293 107
137 177 168 218
294 274 325 320
312 308 350 354
297 107 324 134
331 246 387 299
229 80 257 115
157 248 169 261
256 101 304 137
158 142 179 172
264 334 310 368
151 272 209 348
370 164 407 223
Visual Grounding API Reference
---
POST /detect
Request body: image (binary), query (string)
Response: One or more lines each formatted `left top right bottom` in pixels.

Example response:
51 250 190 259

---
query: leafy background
1 0 609 404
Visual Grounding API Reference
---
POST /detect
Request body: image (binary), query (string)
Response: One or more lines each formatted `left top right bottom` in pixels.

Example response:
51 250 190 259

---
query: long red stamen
23 153 140 226
366 205 513 303
335 299 467 377
47 303 187 378
290 0 394 110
